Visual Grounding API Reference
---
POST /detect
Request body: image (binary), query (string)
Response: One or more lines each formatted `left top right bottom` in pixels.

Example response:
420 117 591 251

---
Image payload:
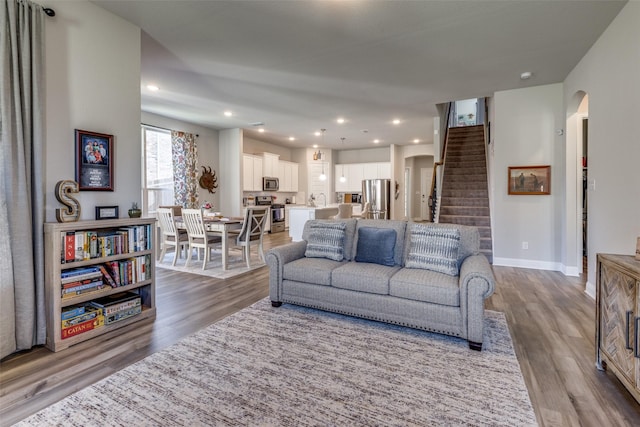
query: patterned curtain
171 131 199 208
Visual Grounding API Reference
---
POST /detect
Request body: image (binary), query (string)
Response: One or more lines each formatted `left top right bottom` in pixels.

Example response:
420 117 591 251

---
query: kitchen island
288 206 339 241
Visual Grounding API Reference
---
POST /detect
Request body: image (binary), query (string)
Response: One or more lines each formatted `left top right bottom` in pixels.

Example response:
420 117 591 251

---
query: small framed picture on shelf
508 165 551 195
75 129 114 191
95 205 119 220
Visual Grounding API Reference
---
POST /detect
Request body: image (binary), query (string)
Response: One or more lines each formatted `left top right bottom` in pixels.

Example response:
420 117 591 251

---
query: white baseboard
585 281 596 299
493 257 564 272
493 258 582 278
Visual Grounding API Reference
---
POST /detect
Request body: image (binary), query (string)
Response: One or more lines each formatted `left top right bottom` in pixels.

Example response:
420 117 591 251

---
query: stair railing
429 103 452 222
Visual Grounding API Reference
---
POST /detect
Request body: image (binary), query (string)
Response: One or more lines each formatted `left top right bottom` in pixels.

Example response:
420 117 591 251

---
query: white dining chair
361 202 372 219
181 208 223 270
332 203 353 219
157 208 189 266
227 207 269 268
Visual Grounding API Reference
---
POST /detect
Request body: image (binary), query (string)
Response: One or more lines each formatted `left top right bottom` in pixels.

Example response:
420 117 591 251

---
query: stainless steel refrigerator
361 179 391 219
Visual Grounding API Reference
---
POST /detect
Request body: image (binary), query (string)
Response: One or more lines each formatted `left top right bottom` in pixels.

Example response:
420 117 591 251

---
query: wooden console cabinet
596 253 640 403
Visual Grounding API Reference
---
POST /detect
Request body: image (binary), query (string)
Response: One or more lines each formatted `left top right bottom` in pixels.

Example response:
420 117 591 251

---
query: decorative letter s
55 180 81 222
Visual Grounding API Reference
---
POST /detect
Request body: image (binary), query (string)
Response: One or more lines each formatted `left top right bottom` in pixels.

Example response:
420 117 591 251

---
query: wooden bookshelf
44 218 157 352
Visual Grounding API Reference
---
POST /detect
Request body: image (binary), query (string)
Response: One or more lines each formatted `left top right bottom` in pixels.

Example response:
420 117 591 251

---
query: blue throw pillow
355 227 397 266
305 222 347 261
406 224 460 276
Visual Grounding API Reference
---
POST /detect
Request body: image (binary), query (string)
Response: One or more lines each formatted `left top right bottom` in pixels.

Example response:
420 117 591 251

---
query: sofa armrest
459 254 495 345
459 254 495 299
266 241 307 303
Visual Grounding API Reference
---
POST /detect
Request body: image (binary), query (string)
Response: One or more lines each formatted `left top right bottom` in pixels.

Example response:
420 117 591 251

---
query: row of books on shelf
60 291 142 339
61 255 151 298
60 224 153 263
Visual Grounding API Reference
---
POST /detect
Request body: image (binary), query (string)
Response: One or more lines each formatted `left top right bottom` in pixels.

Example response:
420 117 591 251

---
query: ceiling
91 0 625 150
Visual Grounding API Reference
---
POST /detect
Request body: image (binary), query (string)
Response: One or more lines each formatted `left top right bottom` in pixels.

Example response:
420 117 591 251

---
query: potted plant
128 202 142 218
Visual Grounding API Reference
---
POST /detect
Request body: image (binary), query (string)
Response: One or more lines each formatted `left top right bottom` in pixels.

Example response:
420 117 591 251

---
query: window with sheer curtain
142 126 174 216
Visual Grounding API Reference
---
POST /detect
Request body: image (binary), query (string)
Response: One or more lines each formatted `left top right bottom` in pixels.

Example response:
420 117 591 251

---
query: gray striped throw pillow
406 224 461 276
305 222 347 262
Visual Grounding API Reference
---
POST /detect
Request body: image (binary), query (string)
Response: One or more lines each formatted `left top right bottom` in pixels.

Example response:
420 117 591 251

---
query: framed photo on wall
75 129 113 191
508 165 550 195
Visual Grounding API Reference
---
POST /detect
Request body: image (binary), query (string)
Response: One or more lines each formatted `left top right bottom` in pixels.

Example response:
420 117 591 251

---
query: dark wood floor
1 232 639 426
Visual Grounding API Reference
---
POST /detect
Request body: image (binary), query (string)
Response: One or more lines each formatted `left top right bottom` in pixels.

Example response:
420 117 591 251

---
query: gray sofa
266 218 495 350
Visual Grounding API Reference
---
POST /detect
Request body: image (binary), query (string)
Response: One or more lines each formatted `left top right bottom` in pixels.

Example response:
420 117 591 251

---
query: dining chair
181 208 223 270
159 205 182 217
157 208 189 266
361 202 372 219
332 203 353 219
228 207 269 268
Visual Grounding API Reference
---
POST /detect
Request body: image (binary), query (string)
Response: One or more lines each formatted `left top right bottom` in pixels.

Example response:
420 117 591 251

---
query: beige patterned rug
156 248 265 279
16 299 537 426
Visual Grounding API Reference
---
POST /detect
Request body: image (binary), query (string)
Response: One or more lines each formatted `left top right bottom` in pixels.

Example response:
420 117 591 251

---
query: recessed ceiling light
289 137 295 141
336 117 345 124
258 128 265 133
373 139 380 144
413 139 420 143
314 131 321 136
146 84 159 92
313 144 318 148
520 71 532 80
392 119 401 125
224 111 233 117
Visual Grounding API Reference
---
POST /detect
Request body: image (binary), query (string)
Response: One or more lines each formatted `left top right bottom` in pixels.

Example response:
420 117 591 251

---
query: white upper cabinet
262 153 279 178
335 162 390 192
243 154 263 191
277 160 299 192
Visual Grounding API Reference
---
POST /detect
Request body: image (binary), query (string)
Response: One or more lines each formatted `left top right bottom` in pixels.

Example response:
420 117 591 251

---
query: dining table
175 215 243 270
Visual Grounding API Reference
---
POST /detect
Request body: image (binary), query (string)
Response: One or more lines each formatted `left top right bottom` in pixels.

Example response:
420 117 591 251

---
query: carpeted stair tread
441 197 489 207
441 189 489 198
440 206 490 216
443 181 488 190
439 214 491 227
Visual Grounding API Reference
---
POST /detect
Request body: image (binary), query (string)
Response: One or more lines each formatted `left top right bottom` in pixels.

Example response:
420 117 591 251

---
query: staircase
438 125 493 263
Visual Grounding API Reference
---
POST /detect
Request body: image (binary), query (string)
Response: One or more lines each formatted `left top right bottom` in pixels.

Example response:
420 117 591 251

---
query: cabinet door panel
600 261 637 385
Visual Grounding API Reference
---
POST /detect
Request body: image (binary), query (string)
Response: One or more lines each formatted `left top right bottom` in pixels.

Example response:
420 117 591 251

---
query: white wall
563 2 640 293
45 0 141 222
243 137 292 161
336 147 390 163
218 128 243 217
141 112 221 210
492 84 565 270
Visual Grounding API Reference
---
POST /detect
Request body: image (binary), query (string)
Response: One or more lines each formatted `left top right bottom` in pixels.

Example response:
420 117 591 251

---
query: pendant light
339 137 346 183
319 129 327 181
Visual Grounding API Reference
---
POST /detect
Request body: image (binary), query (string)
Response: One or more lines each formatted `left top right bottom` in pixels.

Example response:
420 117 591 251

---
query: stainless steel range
255 196 285 233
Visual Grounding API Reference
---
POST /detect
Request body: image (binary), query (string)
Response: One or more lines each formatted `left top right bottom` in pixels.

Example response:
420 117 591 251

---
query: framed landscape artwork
508 165 550 195
75 129 113 191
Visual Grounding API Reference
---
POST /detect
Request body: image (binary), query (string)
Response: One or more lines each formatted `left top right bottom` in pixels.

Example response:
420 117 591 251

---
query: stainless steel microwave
263 177 279 191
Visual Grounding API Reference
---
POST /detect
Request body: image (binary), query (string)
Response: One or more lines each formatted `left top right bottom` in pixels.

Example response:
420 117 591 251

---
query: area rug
16 300 537 426
155 248 265 279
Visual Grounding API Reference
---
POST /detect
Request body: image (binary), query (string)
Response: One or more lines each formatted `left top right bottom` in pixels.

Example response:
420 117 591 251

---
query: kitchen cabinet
243 154 263 191
334 162 390 193
596 254 640 404
262 153 279 178
277 160 299 192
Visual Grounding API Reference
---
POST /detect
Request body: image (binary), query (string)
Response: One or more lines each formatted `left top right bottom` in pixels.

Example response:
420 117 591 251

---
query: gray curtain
0 0 46 359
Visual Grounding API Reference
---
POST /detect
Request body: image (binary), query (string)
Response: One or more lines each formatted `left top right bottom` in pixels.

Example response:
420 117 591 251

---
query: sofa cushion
304 222 347 261
403 222 480 267
283 257 345 286
389 268 460 306
405 224 460 276
352 219 407 266
303 219 357 261
332 262 400 295
354 227 396 266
